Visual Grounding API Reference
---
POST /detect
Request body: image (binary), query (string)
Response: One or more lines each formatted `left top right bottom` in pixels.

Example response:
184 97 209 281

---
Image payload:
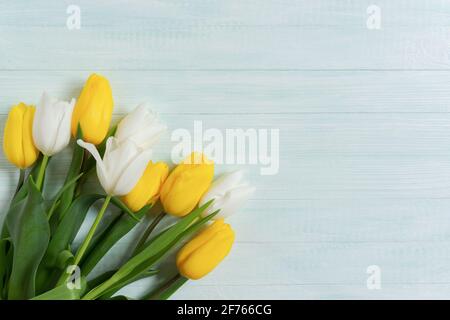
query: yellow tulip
160 152 214 217
3 103 39 168
177 219 235 280
71 73 113 145
121 161 169 212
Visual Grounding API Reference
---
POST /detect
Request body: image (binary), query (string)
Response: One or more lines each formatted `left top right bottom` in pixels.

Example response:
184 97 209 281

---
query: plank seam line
2 69 450 72
176 282 450 287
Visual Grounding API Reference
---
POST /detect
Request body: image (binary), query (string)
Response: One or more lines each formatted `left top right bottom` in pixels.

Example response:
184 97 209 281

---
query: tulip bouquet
0 74 254 300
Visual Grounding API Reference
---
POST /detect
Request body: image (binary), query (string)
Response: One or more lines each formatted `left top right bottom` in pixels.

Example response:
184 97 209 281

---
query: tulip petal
22 106 39 167
199 170 244 205
33 92 55 155
102 138 141 190
199 170 254 219
113 148 153 196
77 139 111 193
215 185 255 218
177 220 235 280
127 122 166 150
33 93 75 156
121 161 169 212
115 104 166 149
50 98 75 155
160 155 214 217
4 104 26 167
71 74 113 145
115 104 151 142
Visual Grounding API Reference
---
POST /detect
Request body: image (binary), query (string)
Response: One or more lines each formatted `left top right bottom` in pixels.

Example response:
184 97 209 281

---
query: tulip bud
121 161 169 212
176 219 235 280
160 152 214 217
71 73 114 145
115 104 166 150
3 103 39 168
199 170 255 219
33 92 75 156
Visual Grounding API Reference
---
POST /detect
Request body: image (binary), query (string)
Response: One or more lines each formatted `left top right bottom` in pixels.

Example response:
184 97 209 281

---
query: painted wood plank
172 241 450 285
168 283 450 299
3 71 450 114
2 0 450 28
1 26 448 70
1 1 450 70
97 241 450 288
230 198 450 243
118 279 450 299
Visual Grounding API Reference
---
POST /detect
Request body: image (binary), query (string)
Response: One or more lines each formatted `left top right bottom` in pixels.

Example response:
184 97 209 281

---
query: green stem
133 211 166 255
35 155 49 191
57 195 112 287
73 195 112 267
146 273 187 300
14 169 25 196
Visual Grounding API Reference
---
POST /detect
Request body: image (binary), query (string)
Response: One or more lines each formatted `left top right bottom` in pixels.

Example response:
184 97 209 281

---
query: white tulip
77 137 153 196
199 170 255 219
32 92 75 156
115 104 166 150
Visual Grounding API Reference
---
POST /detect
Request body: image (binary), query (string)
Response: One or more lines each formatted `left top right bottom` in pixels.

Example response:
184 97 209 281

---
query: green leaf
53 126 85 222
0 158 47 298
111 197 141 222
99 269 158 299
152 276 188 300
177 209 220 243
32 277 86 300
133 211 219 301
86 270 118 291
6 178 50 299
110 295 133 300
85 268 157 300
80 205 150 276
36 194 104 293
8 155 44 210
47 172 84 219
144 275 188 300
0 238 10 299
82 201 214 300
44 194 104 268
0 156 44 241
110 209 219 299
56 250 75 270
1 190 27 241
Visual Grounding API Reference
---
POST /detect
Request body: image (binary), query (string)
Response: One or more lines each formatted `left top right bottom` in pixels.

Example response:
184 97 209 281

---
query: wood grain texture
1 0 450 299
2 1 450 70
3 71 450 113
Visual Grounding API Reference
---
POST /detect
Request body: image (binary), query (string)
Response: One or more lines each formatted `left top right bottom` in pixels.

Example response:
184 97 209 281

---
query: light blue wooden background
2 0 450 299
